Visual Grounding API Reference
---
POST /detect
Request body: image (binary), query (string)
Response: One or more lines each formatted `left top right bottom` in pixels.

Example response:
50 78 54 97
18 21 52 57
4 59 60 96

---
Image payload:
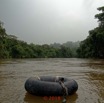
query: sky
0 0 104 44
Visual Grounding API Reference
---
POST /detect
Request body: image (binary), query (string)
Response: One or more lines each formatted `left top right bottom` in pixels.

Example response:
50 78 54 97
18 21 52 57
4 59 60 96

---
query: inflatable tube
25 76 78 96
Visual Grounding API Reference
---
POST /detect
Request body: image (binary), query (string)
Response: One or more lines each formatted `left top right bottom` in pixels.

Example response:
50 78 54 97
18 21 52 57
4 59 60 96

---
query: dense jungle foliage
77 6 104 58
0 21 78 58
0 6 104 59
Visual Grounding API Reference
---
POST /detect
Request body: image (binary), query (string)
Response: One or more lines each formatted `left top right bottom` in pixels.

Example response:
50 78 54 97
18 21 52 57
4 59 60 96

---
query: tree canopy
77 6 104 58
1 6 104 59
0 22 77 58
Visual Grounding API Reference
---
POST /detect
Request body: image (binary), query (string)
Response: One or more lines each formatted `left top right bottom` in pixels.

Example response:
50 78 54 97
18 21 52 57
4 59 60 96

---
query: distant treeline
0 22 79 58
0 6 104 59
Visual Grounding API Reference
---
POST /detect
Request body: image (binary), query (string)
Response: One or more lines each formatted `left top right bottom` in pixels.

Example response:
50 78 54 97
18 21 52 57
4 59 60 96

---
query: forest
0 22 78 58
0 6 104 59
77 6 104 58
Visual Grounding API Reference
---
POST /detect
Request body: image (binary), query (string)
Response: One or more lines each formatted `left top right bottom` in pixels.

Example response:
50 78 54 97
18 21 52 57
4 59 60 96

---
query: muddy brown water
0 58 104 103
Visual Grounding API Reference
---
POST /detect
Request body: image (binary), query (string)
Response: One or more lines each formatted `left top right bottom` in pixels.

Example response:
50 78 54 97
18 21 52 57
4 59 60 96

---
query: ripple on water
0 58 104 103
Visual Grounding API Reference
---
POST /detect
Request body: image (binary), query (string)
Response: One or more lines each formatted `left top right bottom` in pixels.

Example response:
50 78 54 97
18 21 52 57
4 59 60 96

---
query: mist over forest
0 5 104 59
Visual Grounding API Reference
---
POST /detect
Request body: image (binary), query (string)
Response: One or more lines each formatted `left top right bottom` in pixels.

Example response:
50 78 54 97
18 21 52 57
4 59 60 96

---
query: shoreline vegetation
0 6 104 59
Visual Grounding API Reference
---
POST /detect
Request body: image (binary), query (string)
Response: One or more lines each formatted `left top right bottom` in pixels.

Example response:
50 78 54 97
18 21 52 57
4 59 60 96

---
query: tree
0 20 75 58
77 6 104 58
0 21 7 38
95 6 104 28
0 21 7 58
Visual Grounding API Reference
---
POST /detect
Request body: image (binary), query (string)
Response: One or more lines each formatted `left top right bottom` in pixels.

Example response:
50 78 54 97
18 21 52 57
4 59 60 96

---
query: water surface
0 58 104 103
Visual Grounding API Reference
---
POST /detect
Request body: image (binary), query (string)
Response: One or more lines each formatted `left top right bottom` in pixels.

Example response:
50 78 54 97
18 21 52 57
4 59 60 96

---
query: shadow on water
24 92 78 103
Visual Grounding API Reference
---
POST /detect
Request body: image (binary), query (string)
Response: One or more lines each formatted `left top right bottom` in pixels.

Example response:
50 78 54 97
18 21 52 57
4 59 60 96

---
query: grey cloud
0 0 104 44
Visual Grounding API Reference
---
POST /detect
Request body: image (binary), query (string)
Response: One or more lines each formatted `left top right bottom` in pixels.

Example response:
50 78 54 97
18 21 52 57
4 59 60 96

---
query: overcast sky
0 0 104 44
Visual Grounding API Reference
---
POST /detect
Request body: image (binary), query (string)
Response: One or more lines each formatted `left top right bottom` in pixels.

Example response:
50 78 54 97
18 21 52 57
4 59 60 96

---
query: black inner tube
25 76 78 96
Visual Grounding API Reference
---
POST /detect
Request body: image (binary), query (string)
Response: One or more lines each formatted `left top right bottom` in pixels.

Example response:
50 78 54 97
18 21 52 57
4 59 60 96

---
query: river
0 58 104 103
